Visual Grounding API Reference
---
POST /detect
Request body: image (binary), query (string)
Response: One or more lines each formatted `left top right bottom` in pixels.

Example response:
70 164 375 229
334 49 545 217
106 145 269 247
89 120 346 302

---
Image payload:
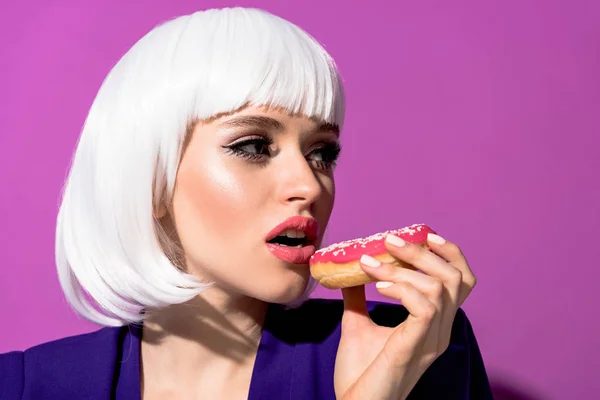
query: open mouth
265 216 319 264
266 230 309 248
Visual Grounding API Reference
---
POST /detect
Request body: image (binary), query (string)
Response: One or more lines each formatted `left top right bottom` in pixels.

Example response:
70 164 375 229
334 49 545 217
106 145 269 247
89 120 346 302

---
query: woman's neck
139 287 269 399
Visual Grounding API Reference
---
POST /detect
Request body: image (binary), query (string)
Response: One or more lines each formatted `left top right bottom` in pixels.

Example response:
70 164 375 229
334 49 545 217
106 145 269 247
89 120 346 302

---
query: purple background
1 1 598 399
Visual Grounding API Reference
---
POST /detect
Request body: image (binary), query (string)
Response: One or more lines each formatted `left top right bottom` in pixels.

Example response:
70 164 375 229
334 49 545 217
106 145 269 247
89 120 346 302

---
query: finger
378 282 437 350
359 254 445 311
341 284 372 329
384 234 462 306
425 233 478 352
426 233 477 305
374 276 443 355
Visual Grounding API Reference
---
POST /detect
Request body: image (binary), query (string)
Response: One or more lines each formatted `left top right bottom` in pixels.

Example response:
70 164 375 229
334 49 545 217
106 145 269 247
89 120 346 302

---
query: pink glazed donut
309 224 435 289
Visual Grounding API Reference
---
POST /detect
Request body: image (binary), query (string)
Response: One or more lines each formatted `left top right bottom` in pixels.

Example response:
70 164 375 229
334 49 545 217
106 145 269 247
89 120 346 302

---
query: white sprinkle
314 223 426 258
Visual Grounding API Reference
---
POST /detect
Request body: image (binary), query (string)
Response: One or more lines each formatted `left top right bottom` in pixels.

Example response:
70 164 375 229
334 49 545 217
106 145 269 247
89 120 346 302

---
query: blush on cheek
177 154 243 223
170 153 267 281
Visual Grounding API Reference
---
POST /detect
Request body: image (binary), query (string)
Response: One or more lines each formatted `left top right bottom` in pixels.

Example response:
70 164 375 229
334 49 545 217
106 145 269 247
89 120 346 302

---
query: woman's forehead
204 104 339 132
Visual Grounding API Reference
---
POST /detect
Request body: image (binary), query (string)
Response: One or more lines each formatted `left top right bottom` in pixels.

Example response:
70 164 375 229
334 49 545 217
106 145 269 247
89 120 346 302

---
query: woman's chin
253 270 312 304
196 260 313 304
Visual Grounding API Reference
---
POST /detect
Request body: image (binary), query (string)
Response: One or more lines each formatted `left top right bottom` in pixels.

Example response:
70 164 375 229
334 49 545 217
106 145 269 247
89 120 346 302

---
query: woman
0 7 492 399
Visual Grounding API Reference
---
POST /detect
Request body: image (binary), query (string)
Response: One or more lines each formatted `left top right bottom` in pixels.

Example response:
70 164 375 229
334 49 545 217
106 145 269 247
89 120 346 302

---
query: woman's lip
266 243 316 264
265 216 319 242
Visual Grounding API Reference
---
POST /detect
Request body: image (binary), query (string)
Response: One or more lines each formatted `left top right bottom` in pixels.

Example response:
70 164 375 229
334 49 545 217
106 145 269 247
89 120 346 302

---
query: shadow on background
491 379 548 400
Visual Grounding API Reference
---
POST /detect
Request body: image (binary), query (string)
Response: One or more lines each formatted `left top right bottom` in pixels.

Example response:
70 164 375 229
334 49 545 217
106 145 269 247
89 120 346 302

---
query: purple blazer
0 299 492 399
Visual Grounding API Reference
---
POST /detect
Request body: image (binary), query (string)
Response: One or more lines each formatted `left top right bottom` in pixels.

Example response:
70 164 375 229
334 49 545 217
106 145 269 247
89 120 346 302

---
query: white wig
55 7 346 326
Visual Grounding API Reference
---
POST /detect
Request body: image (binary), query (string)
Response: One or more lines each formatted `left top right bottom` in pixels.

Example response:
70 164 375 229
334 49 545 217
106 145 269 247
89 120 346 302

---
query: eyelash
222 136 342 170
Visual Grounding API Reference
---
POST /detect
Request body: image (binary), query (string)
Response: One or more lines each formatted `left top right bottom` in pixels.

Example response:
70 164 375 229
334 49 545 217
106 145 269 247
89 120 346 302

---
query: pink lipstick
265 216 319 264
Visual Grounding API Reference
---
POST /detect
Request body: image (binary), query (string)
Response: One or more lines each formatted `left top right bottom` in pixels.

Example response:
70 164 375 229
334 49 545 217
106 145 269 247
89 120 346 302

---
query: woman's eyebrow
217 115 340 137
315 122 340 137
217 116 285 132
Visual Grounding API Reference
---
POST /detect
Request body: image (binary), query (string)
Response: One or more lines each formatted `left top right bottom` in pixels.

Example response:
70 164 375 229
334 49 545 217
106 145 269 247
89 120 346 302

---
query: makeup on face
172 106 340 301
216 114 340 264
217 115 342 172
264 215 319 264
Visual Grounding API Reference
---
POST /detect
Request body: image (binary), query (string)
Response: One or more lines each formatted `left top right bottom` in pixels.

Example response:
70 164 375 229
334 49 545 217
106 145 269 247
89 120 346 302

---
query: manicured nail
385 234 406 247
376 281 394 289
427 233 446 245
360 254 381 268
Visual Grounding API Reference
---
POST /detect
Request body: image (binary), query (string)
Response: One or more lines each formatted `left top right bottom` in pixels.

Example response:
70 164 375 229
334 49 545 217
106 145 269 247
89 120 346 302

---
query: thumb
341 285 372 329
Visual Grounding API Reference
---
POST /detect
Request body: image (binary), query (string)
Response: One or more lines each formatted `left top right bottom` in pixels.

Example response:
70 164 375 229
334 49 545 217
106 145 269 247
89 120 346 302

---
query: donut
309 223 435 289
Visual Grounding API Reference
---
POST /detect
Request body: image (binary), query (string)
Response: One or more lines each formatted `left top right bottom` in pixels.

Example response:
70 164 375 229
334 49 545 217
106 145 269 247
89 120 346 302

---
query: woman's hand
333 232 477 400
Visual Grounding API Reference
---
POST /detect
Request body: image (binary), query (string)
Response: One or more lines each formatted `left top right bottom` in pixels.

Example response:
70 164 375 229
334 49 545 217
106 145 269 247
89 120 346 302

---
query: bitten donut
309 223 436 289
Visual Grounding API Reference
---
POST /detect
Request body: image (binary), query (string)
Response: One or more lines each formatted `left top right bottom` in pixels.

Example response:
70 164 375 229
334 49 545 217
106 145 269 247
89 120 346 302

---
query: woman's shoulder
0 350 24 400
0 324 125 361
0 326 127 400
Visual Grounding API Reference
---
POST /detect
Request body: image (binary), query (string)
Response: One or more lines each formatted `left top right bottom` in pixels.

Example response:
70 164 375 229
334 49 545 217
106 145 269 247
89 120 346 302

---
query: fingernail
376 281 394 289
360 254 381 268
385 234 406 247
427 233 446 245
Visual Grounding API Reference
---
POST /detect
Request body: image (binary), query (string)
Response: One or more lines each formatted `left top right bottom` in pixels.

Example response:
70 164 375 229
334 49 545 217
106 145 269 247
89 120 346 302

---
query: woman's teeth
281 229 306 238
269 229 308 247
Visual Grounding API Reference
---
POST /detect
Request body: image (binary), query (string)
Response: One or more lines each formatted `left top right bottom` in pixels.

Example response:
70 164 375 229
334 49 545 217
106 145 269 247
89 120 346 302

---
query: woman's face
168 105 341 303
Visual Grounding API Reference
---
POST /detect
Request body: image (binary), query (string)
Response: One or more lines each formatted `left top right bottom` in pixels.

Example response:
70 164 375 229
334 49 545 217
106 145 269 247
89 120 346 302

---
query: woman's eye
308 142 342 171
222 137 341 170
222 137 273 161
